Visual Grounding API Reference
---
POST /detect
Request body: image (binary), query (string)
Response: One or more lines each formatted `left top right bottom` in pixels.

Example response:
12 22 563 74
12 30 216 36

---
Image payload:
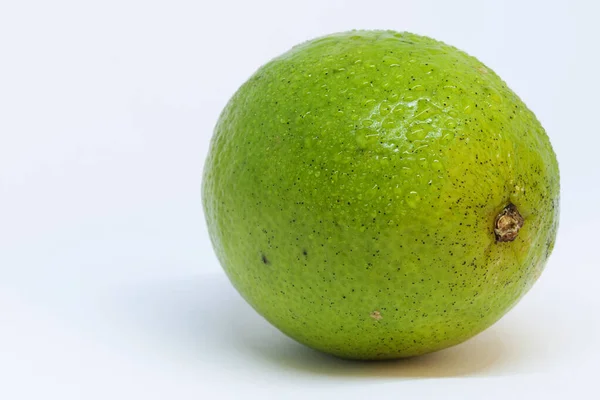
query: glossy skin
203 31 559 359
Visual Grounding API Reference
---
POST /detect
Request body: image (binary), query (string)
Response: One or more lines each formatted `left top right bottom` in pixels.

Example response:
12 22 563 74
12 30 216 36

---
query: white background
1 0 599 399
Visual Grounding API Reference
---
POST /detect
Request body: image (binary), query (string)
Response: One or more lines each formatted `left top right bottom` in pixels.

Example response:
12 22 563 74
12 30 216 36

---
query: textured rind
202 30 560 360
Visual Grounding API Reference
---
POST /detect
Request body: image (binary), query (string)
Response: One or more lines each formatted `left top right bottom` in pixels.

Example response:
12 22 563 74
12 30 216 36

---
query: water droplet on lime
406 126 429 141
441 131 455 145
406 191 421 208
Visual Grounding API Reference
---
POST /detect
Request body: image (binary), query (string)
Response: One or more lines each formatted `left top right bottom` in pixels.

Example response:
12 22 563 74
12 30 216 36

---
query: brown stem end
494 203 524 242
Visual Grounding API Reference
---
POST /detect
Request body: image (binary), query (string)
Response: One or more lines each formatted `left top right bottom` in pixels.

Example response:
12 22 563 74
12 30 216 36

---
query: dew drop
406 126 428 141
379 101 392 116
393 104 407 116
432 159 445 173
363 99 377 107
355 128 379 148
441 132 455 145
490 91 503 104
406 191 421 208
414 99 437 120
382 118 397 129
383 55 401 66
355 129 367 148
365 185 379 200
